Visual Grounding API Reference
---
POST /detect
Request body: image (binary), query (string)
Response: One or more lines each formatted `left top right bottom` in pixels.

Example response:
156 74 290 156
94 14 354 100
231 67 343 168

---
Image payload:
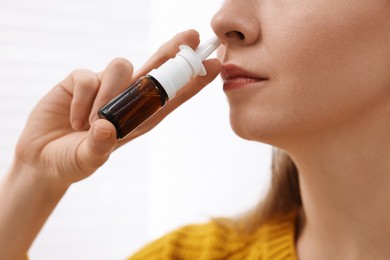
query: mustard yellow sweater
129 212 298 259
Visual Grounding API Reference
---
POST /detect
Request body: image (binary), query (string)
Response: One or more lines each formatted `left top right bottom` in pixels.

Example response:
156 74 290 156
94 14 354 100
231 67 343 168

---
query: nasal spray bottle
98 36 221 139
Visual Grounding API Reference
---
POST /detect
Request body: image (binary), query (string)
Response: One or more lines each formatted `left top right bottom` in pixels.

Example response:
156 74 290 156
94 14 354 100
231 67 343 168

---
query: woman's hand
14 29 221 185
0 29 220 260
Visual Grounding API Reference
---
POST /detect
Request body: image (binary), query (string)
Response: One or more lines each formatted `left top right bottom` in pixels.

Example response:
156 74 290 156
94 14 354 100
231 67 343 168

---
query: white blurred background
0 0 272 259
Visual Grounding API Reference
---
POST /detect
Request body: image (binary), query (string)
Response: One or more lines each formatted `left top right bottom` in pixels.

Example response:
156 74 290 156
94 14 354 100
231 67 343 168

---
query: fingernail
93 125 111 140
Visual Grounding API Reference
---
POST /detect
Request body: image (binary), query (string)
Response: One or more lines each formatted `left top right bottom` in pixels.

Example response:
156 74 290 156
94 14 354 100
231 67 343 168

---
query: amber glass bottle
98 75 168 139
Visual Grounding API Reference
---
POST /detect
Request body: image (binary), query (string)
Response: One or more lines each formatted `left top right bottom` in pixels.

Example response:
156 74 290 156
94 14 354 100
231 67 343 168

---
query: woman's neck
289 108 390 259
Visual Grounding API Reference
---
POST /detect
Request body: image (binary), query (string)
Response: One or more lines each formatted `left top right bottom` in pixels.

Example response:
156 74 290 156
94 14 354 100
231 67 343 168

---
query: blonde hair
218 148 301 233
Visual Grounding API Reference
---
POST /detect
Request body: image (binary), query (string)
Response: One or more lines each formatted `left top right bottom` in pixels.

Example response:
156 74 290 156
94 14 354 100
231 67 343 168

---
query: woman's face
211 0 390 147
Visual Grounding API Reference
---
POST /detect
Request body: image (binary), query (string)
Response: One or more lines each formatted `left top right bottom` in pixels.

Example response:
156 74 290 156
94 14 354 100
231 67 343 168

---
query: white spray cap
195 35 222 63
148 35 221 99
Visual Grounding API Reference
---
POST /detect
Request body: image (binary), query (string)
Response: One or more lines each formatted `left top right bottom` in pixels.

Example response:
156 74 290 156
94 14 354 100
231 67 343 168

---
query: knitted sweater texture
129 212 298 259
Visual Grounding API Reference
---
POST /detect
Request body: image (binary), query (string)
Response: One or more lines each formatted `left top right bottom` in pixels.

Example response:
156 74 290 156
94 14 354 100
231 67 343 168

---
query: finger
89 58 134 124
132 29 201 79
77 119 117 173
69 70 101 130
59 69 101 130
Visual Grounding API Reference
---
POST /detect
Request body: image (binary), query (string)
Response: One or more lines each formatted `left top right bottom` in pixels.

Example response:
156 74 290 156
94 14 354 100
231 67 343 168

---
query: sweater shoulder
129 221 245 259
129 213 297 260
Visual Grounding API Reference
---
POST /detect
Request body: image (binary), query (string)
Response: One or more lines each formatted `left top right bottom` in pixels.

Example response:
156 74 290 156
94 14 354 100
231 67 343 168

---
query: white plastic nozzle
148 35 221 99
195 35 221 61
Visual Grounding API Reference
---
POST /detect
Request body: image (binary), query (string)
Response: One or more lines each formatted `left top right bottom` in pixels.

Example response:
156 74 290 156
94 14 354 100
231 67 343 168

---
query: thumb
77 119 117 173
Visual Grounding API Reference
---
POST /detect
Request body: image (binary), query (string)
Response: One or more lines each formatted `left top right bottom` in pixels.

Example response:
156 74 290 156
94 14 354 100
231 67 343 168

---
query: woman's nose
211 0 261 47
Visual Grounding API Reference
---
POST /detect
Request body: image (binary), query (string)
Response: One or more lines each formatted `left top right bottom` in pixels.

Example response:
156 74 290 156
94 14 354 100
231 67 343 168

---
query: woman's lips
221 64 268 91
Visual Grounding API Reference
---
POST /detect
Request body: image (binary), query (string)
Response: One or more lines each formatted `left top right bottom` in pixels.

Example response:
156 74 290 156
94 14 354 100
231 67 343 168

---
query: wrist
0 159 70 259
7 159 70 198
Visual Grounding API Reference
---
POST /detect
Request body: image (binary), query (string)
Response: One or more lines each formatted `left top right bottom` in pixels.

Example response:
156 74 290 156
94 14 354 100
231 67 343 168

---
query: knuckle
109 57 133 75
73 72 100 90
155 51 172 65
176 29 199 42
155 42 177 65
59 69 98 93
70 68 94 79
154 30 200 65
80 75 100 89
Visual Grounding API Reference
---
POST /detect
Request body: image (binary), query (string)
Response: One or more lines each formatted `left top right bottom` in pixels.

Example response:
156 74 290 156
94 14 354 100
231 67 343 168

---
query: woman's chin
230 116 274 144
